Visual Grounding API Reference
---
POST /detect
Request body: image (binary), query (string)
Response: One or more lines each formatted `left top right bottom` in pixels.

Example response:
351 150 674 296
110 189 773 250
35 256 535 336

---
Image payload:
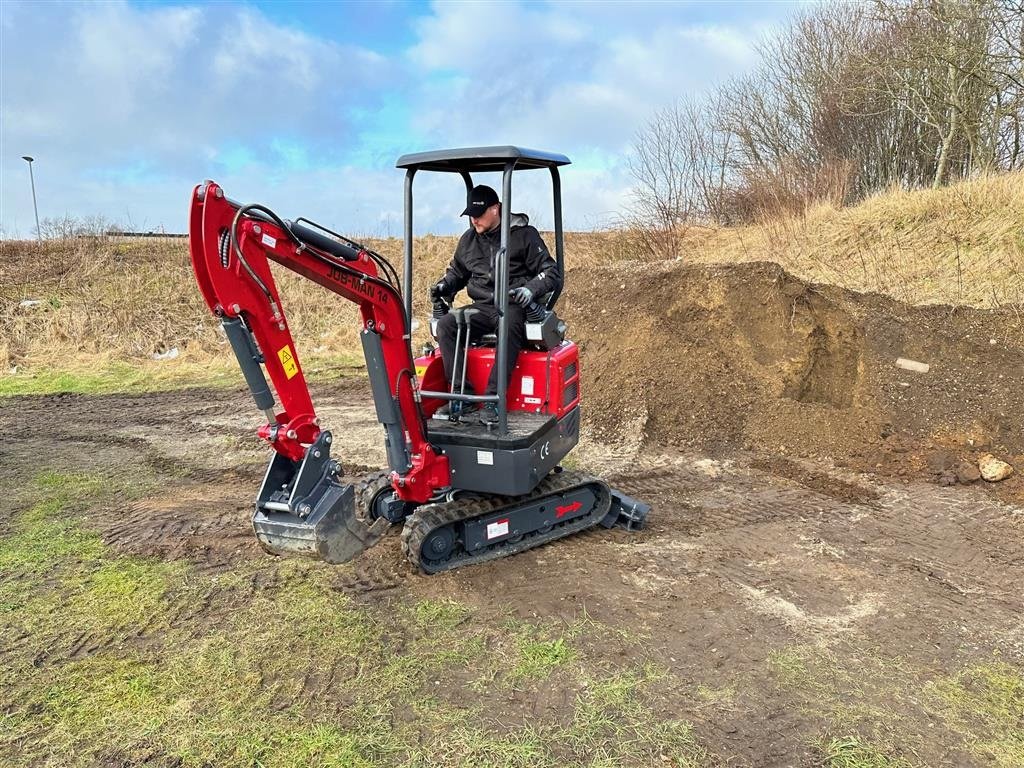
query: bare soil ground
2 362 1022 765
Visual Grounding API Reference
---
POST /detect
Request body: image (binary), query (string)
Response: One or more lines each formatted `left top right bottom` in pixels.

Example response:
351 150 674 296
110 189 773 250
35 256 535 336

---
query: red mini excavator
188 146 648 573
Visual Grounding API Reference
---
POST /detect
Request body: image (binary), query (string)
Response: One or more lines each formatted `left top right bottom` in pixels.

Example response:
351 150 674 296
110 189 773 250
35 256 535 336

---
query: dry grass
1 171 1019 376
673 171 1024 308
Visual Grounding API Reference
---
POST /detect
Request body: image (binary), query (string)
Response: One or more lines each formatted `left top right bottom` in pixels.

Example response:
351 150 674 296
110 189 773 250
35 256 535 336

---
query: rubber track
400 469 612 574
354 470 392 523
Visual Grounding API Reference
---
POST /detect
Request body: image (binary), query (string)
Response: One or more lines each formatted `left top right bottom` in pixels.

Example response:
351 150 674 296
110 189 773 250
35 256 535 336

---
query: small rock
19 299 42 308
979 454 1014 482
955 461 981 484
152 347 180 361
895 357 930 373
937 470 957 486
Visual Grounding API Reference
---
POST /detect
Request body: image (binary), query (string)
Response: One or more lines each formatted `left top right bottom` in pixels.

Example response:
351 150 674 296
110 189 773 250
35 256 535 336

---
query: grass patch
695 682 737 706
500 615 602 682
565 665 705 767
410 597 473 631
820 736 912 768
412 725 551 768
1 466 708 767
768 643 1024 767
925 660 1024 767
0 472 108 575
515 636 576 680
30 641 404 767
0 353 364 397
74 558 182 630
0 496 106 574
767 645 831 692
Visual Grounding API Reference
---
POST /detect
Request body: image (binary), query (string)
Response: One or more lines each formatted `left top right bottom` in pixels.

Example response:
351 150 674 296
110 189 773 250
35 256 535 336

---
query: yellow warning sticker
277 345 299 379
415 365 427 378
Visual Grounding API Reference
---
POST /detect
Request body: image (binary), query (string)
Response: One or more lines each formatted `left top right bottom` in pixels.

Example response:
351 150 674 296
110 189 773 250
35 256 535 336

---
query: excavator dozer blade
252 431 391 564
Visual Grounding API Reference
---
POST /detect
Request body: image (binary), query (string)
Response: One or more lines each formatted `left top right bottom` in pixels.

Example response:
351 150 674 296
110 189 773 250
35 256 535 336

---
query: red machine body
414 344 581 420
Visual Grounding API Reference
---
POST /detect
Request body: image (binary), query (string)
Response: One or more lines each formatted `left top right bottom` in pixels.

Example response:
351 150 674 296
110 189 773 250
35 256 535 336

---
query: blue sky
1 0 797 238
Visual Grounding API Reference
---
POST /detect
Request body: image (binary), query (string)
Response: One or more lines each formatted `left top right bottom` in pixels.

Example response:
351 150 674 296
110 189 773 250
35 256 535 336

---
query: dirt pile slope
563 260 1024 474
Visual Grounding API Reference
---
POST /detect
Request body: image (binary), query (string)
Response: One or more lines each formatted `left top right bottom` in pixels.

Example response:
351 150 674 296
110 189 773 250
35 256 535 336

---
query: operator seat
472 290 565 351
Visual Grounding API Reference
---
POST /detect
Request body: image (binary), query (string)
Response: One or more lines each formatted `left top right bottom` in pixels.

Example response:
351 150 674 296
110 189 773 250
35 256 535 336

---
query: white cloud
394 2 781 231
0 0 794 238
403 3 767 154
1 0 391 236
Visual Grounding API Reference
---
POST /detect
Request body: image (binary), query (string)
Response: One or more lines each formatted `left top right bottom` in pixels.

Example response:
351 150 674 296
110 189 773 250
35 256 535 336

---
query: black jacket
438 213 561 304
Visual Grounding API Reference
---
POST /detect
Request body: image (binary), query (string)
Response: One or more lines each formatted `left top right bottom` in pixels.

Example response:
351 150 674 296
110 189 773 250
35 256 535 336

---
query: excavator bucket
252 485 390 563
251 430 390 563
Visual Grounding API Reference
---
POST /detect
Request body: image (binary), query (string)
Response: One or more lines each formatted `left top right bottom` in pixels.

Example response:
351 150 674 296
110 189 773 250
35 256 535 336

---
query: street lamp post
21 156 40 241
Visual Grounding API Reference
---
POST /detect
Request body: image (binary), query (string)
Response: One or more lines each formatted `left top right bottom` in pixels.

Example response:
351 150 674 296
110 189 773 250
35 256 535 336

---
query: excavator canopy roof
395 145 571 173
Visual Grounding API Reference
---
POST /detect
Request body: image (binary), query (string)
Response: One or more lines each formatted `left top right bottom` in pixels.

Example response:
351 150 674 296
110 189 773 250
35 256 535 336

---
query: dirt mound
563 260 1024 493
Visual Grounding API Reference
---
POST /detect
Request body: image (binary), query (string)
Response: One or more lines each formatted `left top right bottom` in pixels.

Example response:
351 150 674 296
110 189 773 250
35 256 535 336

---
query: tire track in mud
328 544 414 596
103 492 256 570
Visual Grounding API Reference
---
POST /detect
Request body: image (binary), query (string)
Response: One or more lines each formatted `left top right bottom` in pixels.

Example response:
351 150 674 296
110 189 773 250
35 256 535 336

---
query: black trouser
436 302 527 395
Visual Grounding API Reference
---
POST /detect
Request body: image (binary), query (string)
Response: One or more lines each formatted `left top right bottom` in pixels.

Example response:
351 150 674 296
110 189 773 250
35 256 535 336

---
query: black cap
461 185 500 217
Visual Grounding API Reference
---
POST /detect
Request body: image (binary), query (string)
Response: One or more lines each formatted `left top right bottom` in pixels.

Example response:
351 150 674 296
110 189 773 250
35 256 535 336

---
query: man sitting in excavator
430 184 562 425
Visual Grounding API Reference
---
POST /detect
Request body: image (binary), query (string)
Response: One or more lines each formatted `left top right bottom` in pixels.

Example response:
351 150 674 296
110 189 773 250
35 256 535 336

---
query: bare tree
628 0 1023 229
625 98 730 255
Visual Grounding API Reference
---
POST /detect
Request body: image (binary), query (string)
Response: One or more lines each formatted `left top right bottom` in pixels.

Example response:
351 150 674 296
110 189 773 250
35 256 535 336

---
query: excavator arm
188 181 449 562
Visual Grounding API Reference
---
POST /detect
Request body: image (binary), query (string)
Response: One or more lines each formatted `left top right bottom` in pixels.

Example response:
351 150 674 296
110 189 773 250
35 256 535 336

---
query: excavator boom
188 181 449 562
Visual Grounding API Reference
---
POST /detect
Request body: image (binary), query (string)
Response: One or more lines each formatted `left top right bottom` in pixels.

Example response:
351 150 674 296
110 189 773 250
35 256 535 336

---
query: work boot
445 383 477 420
479 402 499 426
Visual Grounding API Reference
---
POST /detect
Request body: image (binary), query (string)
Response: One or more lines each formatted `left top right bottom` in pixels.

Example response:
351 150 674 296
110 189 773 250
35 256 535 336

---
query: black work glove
509 286 533 307
429 281 448 301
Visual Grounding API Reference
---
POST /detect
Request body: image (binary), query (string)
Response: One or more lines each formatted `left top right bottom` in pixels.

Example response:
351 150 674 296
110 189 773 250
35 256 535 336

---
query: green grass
0 353 364 396
565 665 705 767
409 597 473 631
515 636 577 680
410 726 550 768
695 682 737 706
767 645 834 692
820 736 912 768
925 660 1024 767
5 459 1022 767
0 360 232 396
0 472 107 575
766 642 1024 768
500 615 603 682
0 496 105 573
